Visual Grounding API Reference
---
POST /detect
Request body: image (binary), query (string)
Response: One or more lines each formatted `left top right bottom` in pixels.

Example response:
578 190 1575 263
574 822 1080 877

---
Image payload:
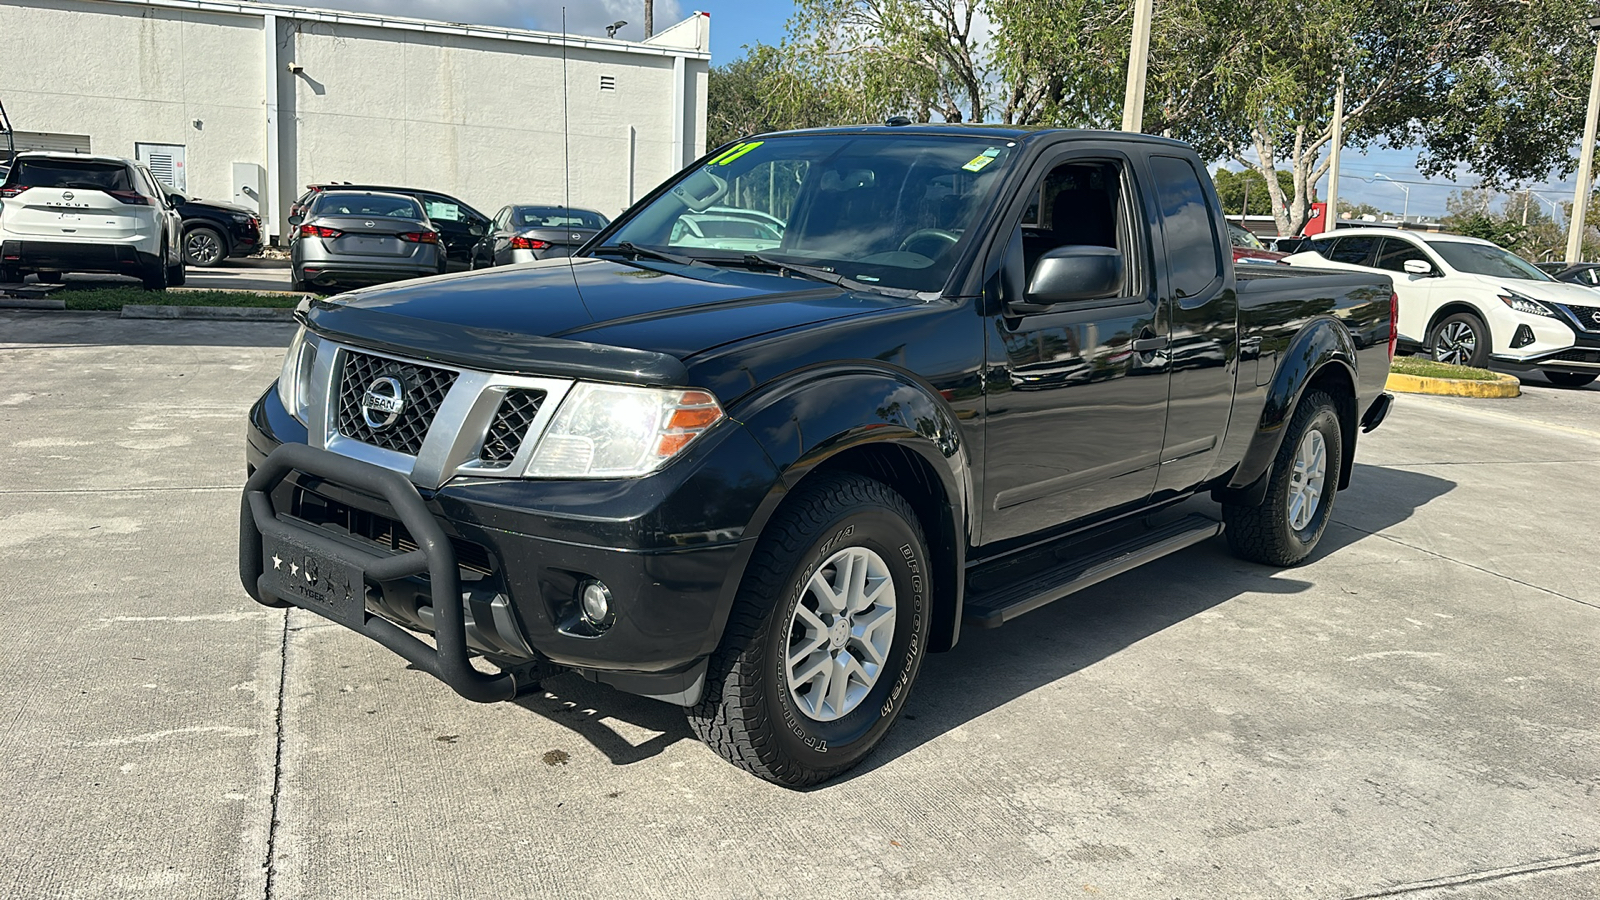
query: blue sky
307 0 1579 222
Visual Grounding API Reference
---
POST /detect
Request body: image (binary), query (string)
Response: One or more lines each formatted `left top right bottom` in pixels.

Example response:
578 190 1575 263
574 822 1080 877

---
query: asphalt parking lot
1 312 1596 900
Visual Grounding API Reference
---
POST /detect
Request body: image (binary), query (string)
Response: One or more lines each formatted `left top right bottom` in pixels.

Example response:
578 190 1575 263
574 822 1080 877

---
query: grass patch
1391 356 1501 381
56 285 303 311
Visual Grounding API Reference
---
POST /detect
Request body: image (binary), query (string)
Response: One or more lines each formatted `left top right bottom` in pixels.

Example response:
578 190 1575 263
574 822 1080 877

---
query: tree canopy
708 0 1596 237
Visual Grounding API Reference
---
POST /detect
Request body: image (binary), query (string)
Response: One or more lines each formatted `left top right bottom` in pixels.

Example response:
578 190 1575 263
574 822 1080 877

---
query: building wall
0 0 709 240
0 0 266 205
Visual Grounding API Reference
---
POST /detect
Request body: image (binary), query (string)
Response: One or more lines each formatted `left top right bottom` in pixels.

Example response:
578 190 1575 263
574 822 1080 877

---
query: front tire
1223 390 1343 567
1543 371 1597 388
687 473 931 788
183 226 227 267
1428 311 1490 368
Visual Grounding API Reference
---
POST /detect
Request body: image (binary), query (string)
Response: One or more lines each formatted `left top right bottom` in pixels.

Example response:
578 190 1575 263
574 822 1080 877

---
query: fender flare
731 365 973 652
1225 317 1358 500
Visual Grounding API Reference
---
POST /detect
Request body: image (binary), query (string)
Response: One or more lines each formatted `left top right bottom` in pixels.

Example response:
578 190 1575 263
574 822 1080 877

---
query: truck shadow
501 462 1456 777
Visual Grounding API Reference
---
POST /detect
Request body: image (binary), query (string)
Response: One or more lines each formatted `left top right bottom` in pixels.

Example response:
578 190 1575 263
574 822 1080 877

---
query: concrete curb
119 305 296 321
0 298 67 310
1386 370 1521 398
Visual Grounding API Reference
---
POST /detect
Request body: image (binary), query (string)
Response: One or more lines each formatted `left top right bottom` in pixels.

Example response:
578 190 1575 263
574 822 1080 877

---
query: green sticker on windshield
712 141 764 166
962 147 1003 172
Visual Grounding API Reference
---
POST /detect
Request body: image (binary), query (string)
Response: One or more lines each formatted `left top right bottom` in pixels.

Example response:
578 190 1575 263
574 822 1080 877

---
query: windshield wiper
594 242 707 268
734 252 921 299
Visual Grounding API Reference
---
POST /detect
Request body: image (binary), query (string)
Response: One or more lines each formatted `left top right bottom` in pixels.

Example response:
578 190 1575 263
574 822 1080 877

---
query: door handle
1133 335 1169 352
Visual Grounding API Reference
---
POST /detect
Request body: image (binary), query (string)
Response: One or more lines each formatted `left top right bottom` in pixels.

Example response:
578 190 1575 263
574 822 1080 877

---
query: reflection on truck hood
302 257 918 379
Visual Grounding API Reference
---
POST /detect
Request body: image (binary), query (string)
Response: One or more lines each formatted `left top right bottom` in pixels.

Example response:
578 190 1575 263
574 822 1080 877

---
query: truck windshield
603 133 1018 293
1431 240 1553 282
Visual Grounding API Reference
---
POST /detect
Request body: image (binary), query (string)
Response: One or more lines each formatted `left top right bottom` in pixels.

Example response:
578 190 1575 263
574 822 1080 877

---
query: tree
1212 167 1296 218
1152 0 1592 238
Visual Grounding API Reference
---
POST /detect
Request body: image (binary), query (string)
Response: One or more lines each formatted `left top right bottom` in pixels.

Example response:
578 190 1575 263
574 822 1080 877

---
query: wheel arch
731 368 972 653
1225 317 1360 499
183 219 232 257
1424 301 1493 346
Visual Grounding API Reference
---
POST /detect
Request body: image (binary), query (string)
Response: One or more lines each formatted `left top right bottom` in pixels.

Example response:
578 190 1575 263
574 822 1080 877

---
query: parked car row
1283 229 1600 386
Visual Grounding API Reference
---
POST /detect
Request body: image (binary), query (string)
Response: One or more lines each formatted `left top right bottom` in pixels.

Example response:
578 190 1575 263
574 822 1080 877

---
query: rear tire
1223 390 1343 567
1543 371 1597 388
1428 311 1490 368
140 252 169 291
686 473 930 788
167 257 186 287
291 268 311 293
0 266 17 284
35 271 63 284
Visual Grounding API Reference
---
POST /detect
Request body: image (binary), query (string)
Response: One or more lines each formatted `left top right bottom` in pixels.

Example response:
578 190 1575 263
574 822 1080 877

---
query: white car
1283 228 1600 387
0 151 186 289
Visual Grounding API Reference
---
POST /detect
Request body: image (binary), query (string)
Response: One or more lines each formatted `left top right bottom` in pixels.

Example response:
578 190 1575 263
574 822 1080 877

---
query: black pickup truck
240 125 1395 787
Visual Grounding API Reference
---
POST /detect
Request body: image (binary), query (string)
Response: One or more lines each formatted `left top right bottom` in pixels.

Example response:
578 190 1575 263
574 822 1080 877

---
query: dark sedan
470 204 610 267
170 193 262 267
1541 262 1600 290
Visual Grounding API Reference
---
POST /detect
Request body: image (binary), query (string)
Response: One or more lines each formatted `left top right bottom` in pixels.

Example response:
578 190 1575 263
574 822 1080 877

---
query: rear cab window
1149 155 1223 298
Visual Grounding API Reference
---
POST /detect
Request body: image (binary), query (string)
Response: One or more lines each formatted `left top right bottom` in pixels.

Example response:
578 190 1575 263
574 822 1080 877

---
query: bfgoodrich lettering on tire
687 472 930 787
1222 389 1343 567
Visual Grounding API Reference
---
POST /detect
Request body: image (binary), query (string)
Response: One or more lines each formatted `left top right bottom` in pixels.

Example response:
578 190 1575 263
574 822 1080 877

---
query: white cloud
300 0 685 40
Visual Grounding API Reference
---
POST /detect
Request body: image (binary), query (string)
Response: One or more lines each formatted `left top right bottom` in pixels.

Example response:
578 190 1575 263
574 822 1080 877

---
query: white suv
0 152 185 289
1284 228 1600 387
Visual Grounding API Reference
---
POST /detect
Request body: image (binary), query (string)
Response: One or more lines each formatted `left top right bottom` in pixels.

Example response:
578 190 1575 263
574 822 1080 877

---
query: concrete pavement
0 312 1596 899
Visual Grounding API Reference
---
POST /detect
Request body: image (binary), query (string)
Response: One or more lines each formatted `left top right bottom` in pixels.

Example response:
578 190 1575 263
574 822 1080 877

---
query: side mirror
287 214 304 226
166 192 187 206
1013 245 1124 310
1403 259 1434 277
468 223 486 237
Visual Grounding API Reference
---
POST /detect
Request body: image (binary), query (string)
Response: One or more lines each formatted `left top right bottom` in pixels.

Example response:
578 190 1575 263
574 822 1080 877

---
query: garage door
6 131 91 160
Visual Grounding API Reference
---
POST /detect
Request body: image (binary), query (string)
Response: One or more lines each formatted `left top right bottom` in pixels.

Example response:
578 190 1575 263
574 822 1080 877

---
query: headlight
524 383 724 478
1499 291 1555 317
275 326 318 424
231 212 253 224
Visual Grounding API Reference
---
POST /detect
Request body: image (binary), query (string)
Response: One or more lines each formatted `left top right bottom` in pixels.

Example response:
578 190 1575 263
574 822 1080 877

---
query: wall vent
599 74 617 91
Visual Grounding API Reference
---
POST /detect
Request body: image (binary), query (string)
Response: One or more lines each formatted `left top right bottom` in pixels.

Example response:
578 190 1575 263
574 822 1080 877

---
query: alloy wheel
784 546 897 722
1287 428 1327 531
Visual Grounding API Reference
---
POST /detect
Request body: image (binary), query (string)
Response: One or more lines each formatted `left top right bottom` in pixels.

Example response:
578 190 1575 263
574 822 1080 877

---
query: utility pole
644 0 653 38
1326 70 1346 230
1566 17 1600 264
1121 0 1154 132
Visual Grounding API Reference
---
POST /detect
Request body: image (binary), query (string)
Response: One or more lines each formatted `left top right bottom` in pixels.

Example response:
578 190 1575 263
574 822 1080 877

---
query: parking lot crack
1337 848 1600 898
262 612 289 900
1331 520 1600 612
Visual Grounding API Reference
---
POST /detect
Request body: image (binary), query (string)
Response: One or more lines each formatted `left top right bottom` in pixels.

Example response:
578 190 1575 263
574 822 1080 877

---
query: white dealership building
0 0 711 241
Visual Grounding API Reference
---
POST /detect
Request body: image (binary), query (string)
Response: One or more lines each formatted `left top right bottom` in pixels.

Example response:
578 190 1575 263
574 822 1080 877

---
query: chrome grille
335 351 457 456
1558 303 1600 332
480 389 547 464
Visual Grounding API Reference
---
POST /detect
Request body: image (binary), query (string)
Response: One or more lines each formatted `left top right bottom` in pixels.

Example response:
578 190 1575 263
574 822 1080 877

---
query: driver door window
1018 159 1142 299
1374 237 1430 273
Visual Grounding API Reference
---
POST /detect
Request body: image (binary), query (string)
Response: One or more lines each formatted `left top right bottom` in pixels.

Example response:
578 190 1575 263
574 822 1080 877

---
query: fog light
579 581 613 628
1512 324 1536 349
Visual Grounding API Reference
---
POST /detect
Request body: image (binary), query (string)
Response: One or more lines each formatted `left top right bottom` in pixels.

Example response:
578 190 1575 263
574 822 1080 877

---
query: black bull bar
240 443 519 703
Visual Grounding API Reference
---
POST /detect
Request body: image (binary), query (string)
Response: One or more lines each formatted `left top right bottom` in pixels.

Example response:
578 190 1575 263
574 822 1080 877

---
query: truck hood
302 257 918 384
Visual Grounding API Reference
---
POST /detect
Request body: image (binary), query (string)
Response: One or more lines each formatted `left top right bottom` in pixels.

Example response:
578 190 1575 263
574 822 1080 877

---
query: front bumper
1492 333 1600 374
243 387 777 704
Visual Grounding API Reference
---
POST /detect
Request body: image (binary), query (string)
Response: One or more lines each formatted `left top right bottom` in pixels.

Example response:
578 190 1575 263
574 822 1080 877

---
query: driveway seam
0 486 240 495
1337 849 1600 898
262 612 290 900
1331 520 1599 612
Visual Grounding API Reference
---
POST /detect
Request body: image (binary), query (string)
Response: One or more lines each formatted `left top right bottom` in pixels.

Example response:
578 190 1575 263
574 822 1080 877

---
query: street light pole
1327 71 1346 228
1121 0 1154 132
1566 17 1600 264
1369 172 1410 221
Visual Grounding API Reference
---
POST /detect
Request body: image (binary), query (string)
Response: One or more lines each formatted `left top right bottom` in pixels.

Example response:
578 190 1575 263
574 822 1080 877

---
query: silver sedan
289 191 444 291
470 204 610 268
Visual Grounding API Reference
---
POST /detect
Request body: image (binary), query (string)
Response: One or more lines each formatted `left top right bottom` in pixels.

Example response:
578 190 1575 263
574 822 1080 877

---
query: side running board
963 513 1224 629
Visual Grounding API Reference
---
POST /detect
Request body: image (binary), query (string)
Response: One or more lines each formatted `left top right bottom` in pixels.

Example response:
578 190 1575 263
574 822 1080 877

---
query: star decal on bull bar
271 554 283 569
